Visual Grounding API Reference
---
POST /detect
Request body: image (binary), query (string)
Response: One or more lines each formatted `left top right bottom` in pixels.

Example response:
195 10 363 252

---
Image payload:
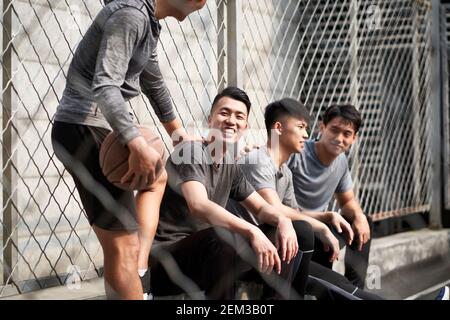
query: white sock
138 268 148 277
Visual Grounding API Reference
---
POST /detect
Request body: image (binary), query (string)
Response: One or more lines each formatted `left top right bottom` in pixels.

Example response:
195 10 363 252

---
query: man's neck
266 141 291 169
206 139 229 165
154 0 169 20
314 141 337 166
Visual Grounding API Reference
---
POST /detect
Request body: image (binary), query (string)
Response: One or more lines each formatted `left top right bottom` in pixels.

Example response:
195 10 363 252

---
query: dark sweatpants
307 261 383 300
312 215 373 288
150 221 314 300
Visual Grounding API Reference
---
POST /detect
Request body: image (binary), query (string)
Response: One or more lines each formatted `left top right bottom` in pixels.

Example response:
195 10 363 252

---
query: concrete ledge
1 277 105 300
367 229 450 277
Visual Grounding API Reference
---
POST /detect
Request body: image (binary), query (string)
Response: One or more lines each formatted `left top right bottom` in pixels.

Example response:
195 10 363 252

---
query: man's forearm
94 85 139 145
162 118 188 143
191 200 256 239
281 206 328 233
341 199 364 221
162 118 184 138
255 204 287 227
299 210 330 224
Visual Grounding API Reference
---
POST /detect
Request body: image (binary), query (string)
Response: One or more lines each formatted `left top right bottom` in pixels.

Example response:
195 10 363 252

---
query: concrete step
366 255 450 300
368 228 450 277
363 228 450 299
1 277 105 300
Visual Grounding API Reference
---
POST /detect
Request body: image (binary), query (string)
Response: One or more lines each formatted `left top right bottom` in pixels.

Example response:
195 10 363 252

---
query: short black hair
264 98 310 136
211 86 251 115
322 104 362 133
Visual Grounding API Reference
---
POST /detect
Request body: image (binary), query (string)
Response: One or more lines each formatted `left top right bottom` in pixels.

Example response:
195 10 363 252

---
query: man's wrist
162 118 183 138
245 224 259 240
301 210 327 223
352 212 366 223
276 215 292 228
316 222 329 235
323 211 335 224
127 135 146 151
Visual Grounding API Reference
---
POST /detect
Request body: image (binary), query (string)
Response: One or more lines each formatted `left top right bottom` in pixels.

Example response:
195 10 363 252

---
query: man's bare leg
93 225 142 300
135 169 167 297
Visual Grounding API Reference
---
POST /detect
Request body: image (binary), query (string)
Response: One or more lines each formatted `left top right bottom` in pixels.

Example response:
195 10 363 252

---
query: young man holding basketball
149 87 315 299
51 0 206 300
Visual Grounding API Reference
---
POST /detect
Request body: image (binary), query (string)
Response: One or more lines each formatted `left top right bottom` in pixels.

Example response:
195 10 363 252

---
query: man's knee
153 168 168 190
292 220 314 251
102 234 140 270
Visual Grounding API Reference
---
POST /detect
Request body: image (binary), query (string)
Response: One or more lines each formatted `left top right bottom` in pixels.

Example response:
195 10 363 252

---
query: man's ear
273 121 283 135
207 114 211 127
319 121 325 132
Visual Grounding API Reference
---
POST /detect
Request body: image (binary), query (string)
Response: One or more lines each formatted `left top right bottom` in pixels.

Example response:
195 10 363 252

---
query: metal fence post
226 0 242 88
411 3 423 210
441 4 450 213
217 0 226 91
430 0 443 229
349 0 361 199
2 0 19 284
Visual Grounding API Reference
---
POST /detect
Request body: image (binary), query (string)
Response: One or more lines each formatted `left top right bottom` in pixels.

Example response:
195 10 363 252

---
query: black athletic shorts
51 121 139 232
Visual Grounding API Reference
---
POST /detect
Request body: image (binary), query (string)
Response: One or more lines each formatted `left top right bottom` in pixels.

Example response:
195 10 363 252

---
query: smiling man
226 98 385 300
149 87 315 299
287 105 372 289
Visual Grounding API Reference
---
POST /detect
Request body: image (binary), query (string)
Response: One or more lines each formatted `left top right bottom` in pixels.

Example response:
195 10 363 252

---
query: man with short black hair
149 87 315 299
288 104 371 289
228 98 383 300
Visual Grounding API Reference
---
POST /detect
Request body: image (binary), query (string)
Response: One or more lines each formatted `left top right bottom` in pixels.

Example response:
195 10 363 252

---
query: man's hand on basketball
352 214 371 251
123 136 162 189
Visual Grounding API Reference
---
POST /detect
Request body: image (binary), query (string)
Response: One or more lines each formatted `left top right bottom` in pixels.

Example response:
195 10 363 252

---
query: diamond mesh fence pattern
0 0 221 297
0 0 437 297
241 0 433 221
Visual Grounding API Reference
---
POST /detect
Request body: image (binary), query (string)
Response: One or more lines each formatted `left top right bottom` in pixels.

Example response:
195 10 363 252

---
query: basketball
99 126 167 191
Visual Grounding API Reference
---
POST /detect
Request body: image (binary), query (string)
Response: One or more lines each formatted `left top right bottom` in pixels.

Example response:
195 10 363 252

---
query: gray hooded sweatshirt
54 0 175 144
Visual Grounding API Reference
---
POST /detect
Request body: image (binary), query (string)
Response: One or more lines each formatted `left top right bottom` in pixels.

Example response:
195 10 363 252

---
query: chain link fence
240 0 435 223
0 0 443 298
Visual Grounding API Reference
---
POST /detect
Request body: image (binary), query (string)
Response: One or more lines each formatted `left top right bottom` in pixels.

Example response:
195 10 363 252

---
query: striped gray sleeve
140 47 176 123
92 7 145 144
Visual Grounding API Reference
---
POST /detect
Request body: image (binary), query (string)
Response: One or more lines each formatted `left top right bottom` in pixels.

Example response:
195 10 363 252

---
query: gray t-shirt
54 0 175 144
227 147 298 225
154 141 255 247
287 140 353 212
